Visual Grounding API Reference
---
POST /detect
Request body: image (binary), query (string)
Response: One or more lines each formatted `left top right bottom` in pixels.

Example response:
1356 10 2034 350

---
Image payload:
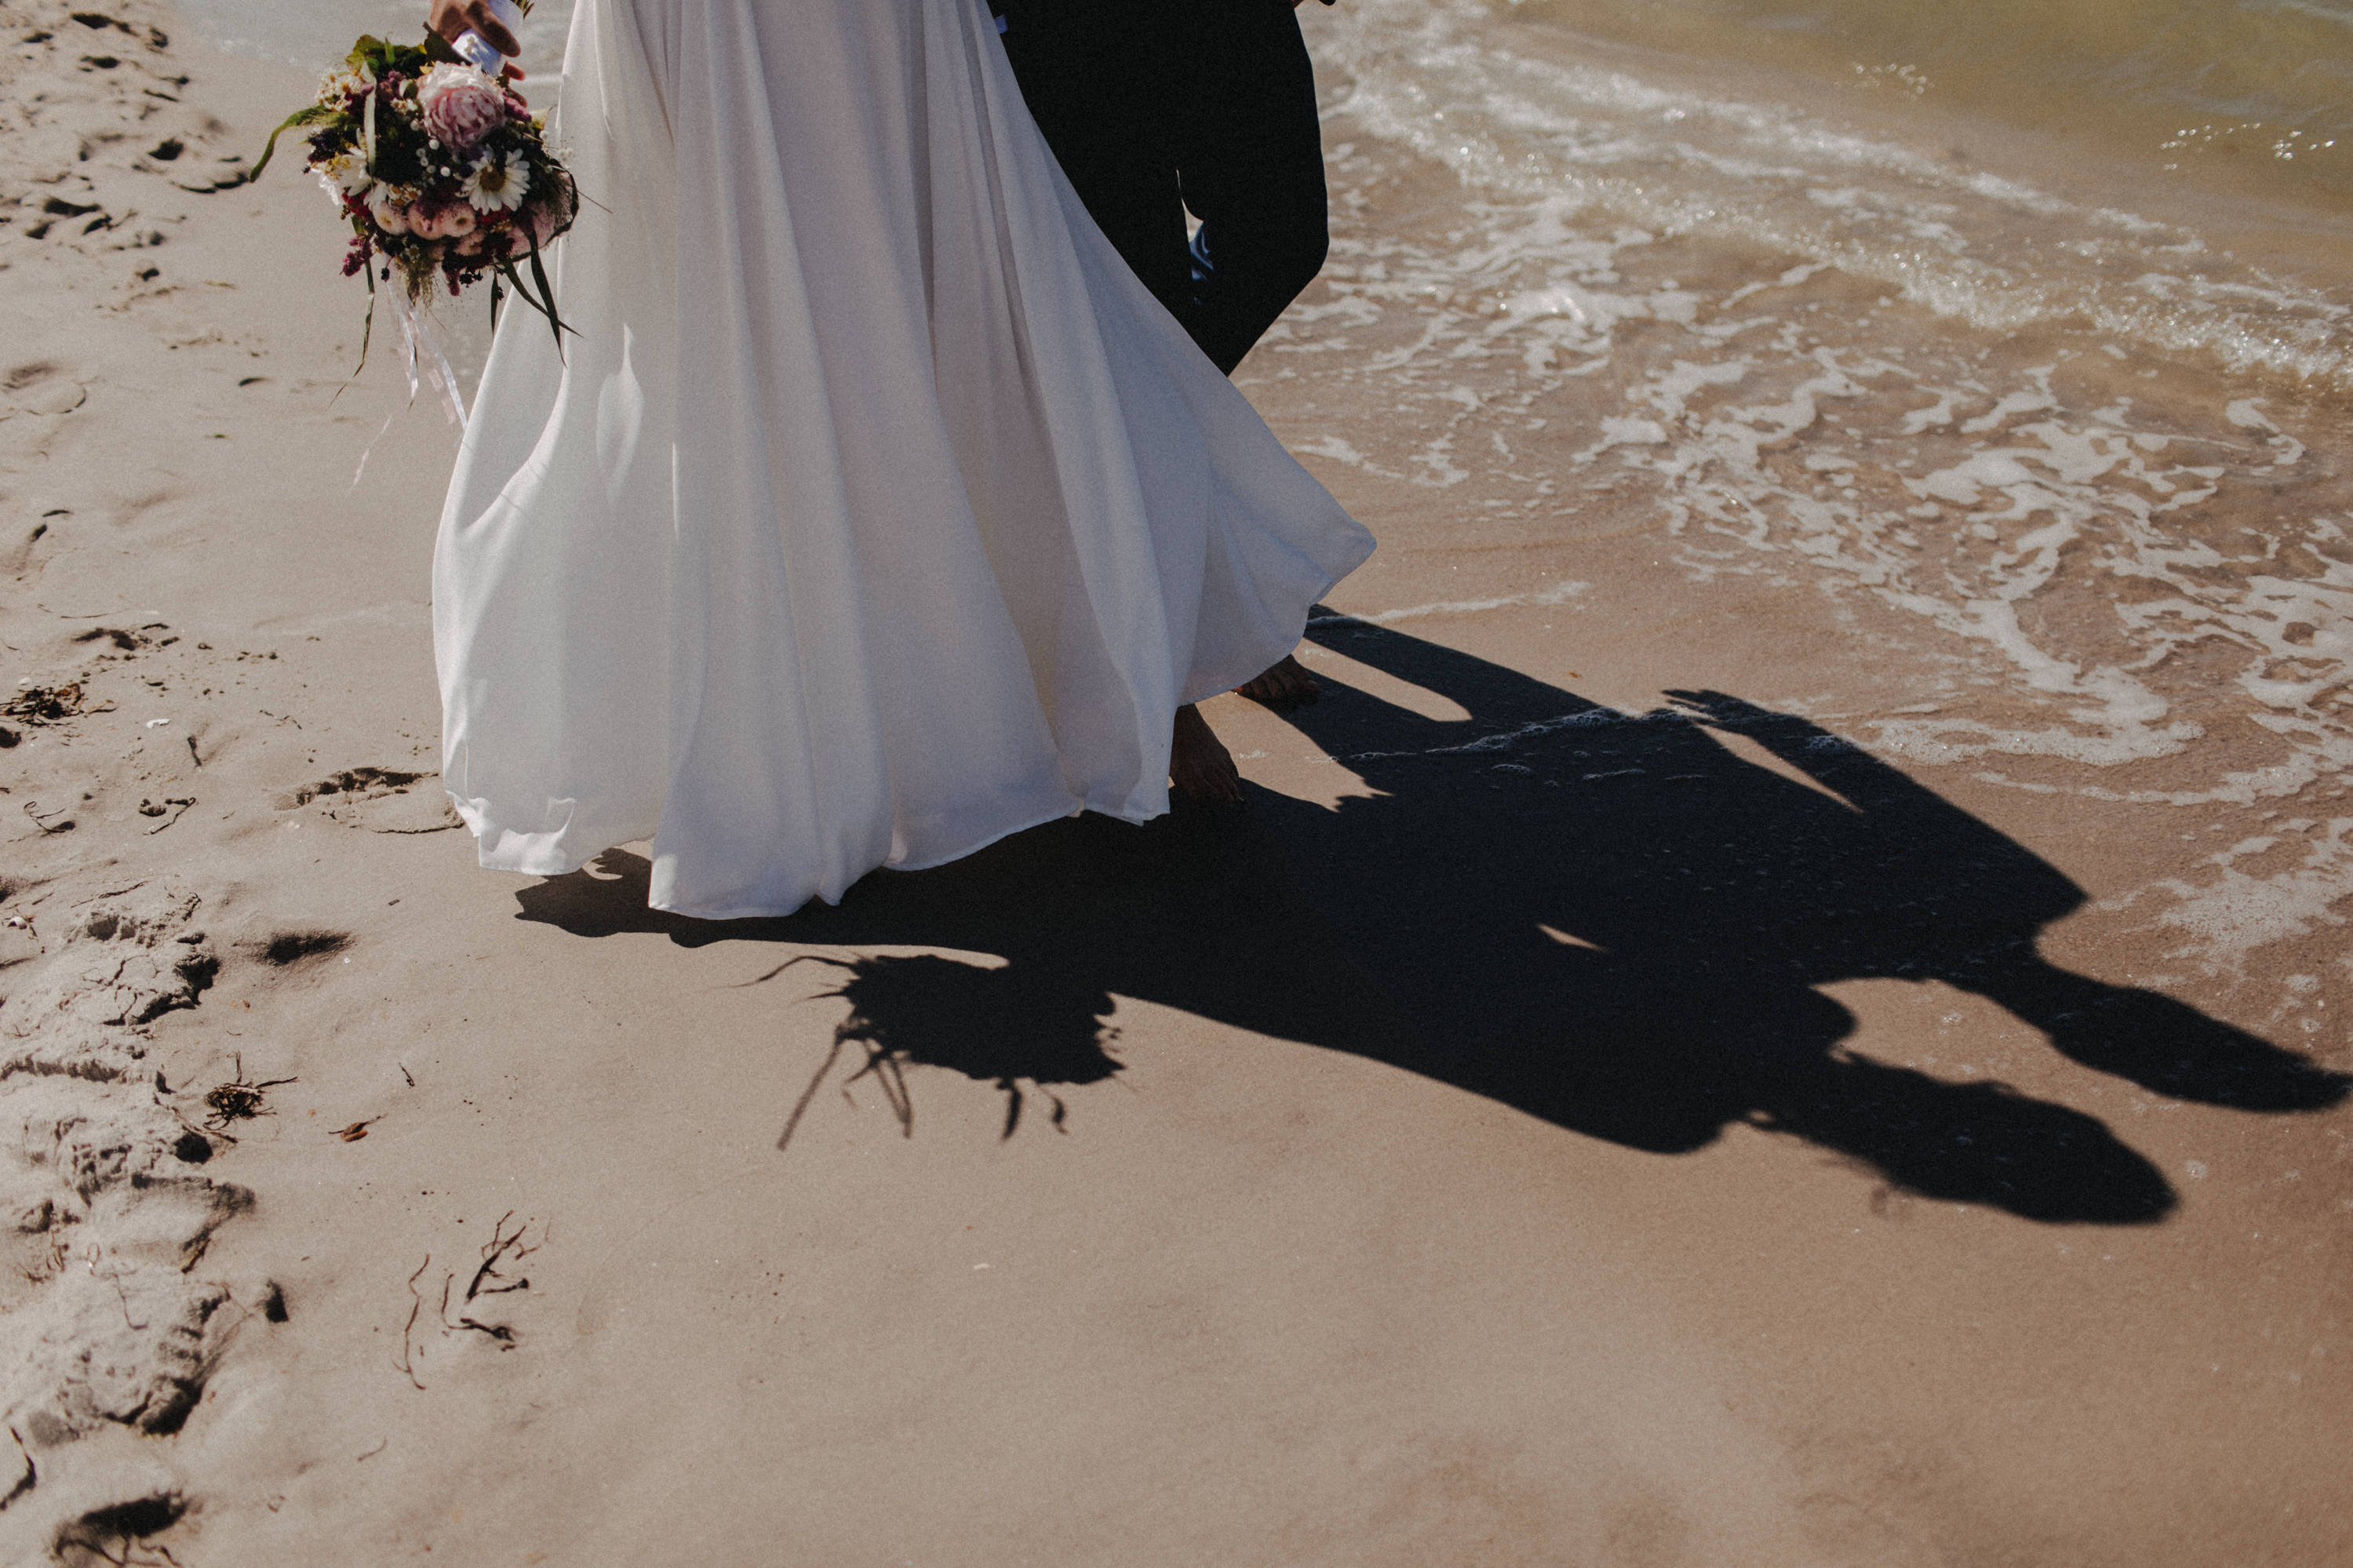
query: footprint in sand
2 362 88 418
276 767 462 835
0 883 269 1559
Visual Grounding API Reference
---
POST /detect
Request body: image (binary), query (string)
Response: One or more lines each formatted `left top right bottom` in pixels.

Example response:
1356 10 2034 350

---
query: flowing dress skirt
434 0 1375 919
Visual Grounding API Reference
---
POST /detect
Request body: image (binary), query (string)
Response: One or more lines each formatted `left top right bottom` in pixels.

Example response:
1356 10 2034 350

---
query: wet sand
0 1 2347 1563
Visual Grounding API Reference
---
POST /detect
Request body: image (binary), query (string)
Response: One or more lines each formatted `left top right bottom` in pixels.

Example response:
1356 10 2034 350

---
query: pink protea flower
417 63 509 153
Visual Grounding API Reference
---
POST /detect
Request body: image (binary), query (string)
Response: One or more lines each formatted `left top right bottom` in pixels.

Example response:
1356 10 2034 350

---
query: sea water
179 0 573 82
1298 1 2353 975
206 0 2353 970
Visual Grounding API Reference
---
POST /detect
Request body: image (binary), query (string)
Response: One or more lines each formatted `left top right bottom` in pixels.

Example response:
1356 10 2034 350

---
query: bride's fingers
424 0 471 45
425 0 521 59
473 4 523 59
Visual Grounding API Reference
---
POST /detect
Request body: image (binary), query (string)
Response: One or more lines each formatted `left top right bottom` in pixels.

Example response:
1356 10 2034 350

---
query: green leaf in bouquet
323 252 380 412
421 28 463 65
494 227 574 362
355 260 378 380
527 238 565 344
250 103 337 180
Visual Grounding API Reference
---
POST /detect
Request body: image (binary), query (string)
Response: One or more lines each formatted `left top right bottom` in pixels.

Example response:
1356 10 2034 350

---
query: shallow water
204 0 2353 971
1280 0 2352 961
1502 0 2353 212
179 0 573 82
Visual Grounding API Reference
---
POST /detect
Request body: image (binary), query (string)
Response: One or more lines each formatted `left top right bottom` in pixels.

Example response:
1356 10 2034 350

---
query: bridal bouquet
253 24 577 385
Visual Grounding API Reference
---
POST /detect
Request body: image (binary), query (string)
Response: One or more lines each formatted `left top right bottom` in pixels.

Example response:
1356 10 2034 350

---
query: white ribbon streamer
390 289 470 431
349 409 398 488
350 293 469 486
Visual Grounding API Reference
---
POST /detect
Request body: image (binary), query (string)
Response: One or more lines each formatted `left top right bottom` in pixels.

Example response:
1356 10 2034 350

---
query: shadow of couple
518 613 2348 1225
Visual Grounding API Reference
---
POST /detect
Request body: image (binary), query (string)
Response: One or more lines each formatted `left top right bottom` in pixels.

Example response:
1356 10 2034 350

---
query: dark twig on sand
395 1255 430 1390
3 1427 34 1510
440 1213 538 1346
141 796 195 834
439 1272 513 1344
202 1054 296 1130
464 1212 539 1302
22 799 74 835
2 681 104 725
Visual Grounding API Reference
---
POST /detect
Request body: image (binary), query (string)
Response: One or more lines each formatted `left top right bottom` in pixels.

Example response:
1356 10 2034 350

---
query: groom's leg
996 1 1193 315
1167 1 1333 709
999 1 1328 713
999 0 1327 375
1163 0 1330 375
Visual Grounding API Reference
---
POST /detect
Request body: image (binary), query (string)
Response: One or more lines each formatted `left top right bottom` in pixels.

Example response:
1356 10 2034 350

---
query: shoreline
1488 0 2353 229
2 1 2348 1563
1319 0 2353 402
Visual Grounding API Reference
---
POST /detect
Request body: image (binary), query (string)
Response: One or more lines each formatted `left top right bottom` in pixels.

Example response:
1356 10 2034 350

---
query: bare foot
1170 703 1242 805
1235 652 1320 710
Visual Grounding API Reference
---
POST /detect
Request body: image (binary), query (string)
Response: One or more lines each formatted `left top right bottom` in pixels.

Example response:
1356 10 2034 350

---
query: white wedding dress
434 0 1374 919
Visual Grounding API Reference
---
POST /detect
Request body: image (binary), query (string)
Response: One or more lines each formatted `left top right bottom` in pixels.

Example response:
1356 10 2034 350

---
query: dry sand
0 2 2348 1563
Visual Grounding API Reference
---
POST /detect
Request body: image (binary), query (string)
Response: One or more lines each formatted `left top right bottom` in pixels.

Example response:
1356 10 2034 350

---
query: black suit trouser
997 0 1329 376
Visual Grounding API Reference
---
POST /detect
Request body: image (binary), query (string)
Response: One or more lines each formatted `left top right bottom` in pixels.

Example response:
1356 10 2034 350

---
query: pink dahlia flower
417 63 509 152
365 184 415 235
408 198 480 240
503 183 572 255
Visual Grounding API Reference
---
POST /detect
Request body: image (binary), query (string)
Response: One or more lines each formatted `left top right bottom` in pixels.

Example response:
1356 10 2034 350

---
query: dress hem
456 791 1174 923
646 795 1166 921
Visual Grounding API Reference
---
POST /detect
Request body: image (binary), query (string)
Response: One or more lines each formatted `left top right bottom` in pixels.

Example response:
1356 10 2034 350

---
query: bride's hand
428 0 523 67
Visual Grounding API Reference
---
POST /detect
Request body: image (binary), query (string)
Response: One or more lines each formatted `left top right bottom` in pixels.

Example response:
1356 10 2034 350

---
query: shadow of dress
517 616 2348 1225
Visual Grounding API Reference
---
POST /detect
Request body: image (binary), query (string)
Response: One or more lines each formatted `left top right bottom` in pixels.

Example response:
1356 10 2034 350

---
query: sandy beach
2 0 2349 1563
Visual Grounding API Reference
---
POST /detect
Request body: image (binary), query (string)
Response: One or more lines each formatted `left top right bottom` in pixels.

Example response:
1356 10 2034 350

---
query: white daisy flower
461 151 531 214
317 68 370 107
317 150 373 195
